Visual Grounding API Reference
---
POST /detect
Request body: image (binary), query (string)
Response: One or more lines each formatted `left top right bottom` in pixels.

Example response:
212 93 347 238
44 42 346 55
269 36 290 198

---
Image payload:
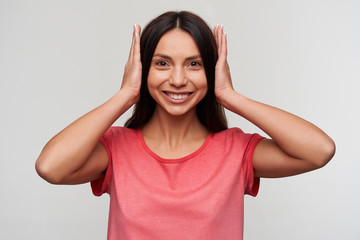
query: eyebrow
152 54 202 61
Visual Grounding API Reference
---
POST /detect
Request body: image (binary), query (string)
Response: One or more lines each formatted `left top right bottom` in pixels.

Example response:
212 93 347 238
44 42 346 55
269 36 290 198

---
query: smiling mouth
164 92 193 100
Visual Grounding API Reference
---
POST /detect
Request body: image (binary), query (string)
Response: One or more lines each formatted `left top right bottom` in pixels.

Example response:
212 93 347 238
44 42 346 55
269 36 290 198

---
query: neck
141 106 209 147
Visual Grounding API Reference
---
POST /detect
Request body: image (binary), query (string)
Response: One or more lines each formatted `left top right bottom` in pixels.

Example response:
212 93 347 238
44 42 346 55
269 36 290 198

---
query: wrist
218 90 251 116
216 89 241 109
106 89 138 116
118 88 139 106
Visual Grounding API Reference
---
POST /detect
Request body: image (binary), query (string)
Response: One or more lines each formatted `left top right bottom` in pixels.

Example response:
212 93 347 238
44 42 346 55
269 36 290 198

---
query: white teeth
168 93 190 100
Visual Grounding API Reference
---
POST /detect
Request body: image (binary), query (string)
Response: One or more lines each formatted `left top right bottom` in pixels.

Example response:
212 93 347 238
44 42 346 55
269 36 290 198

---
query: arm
35 24 142 184
214 26 335 178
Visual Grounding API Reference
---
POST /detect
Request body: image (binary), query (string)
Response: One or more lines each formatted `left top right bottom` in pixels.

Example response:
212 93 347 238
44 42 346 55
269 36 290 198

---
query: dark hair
125 11 228 132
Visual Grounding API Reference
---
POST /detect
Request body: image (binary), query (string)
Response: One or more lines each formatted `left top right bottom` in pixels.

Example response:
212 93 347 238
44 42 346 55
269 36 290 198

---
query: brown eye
188 61 202 69
190 61 201 66
156 61 168 67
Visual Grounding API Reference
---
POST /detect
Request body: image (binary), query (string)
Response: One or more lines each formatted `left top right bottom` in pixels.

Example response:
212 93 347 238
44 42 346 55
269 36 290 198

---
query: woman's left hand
213 26 335 178
214 25 235 108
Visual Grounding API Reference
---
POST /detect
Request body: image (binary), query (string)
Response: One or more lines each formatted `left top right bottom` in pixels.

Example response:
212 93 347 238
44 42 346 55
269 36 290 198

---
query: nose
169 67 187 88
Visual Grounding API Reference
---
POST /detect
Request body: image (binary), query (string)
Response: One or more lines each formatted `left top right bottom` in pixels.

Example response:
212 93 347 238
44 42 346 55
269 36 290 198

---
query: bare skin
141 29 210 159
35 25 142 184
213 25 335 177
35 24 335 185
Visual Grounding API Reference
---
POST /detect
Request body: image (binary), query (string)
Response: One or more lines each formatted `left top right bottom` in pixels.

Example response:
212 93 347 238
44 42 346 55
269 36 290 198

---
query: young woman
36 11 335 240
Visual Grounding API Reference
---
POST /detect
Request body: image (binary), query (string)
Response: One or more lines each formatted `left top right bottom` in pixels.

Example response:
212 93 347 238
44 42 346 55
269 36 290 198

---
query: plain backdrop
1 0 359 239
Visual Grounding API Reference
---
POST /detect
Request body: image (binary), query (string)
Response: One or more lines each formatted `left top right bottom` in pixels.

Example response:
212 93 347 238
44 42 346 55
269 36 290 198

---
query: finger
128 24 137 61
133 24 141 62
219 32 228 63
217 25 224 57
214 25 219 48
214 25 221 50
214 25 219 52
215 25 224 60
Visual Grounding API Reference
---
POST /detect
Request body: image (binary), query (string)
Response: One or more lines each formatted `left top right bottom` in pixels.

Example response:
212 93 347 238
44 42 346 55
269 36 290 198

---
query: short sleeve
243 133 264 196
90 127 114 196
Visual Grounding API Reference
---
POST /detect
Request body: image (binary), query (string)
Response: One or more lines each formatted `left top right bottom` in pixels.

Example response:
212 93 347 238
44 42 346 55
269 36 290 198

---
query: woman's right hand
120 24 142 104
35 25 144 185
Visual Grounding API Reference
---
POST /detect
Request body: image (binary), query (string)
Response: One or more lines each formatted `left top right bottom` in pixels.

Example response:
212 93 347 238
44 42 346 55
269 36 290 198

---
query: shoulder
108 126 137 134
212 127 264 149
103 126 139 142
213 127 245 140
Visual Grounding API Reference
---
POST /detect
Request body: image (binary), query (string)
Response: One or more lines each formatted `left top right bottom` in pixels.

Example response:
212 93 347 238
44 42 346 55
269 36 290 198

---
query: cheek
200 78 208 89
147 68 168 86
198 74 209 99
192 72 208 90
147 69 166 99
192 74 208 101
147 78 157 99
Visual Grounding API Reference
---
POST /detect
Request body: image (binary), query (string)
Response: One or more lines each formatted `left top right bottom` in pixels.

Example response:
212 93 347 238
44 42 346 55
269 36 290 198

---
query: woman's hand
213 25 335 178
120 24 142 104
35 25 144 185
214 25 235 108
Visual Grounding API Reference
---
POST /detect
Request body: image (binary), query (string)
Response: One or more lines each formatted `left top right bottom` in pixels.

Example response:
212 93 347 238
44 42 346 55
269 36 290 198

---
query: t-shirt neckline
136 128 213 163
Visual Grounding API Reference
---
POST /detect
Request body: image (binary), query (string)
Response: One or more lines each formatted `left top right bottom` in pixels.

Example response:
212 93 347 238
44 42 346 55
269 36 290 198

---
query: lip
162 91 193 103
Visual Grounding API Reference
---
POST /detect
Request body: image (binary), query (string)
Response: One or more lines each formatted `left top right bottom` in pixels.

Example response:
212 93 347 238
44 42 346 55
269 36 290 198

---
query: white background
1 0 359 239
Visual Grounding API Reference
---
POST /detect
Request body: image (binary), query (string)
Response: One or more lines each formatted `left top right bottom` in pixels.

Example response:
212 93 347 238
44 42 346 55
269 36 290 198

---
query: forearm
36 24 143 184
36 89 135 182
213 26 334 176
221 90 335 166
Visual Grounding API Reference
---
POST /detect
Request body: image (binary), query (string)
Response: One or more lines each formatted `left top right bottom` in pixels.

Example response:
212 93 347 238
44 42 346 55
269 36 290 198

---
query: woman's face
147 29 208 117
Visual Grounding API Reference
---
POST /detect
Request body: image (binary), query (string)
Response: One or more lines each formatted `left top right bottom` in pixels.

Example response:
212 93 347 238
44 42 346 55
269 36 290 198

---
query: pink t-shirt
91 127 263 240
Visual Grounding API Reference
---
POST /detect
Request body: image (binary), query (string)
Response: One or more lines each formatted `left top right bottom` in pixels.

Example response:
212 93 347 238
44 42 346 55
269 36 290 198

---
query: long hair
125 11 227 132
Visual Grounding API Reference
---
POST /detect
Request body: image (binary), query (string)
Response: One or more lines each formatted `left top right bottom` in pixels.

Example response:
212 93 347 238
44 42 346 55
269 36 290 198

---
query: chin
158 105 197 118
166 109 195 117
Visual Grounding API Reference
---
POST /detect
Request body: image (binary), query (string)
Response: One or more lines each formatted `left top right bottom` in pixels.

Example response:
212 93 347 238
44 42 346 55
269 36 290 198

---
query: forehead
153 29 200 56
